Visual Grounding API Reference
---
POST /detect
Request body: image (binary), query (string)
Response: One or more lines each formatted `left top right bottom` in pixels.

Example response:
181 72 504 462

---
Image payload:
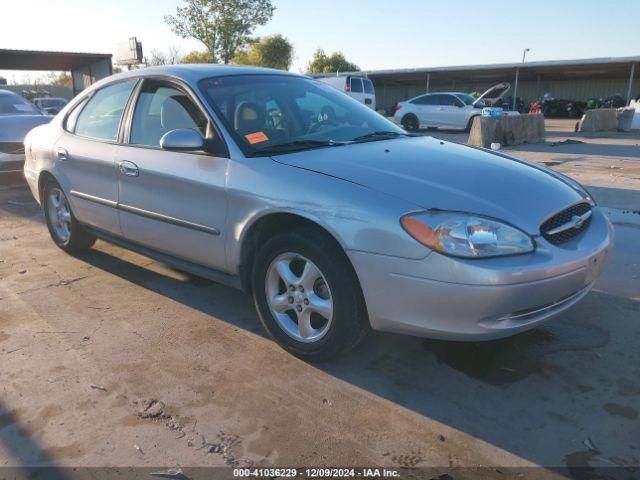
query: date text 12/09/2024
233 468 401 478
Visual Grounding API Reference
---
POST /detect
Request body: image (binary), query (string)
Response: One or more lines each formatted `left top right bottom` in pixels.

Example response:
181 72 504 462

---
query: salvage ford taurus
23 66 613 359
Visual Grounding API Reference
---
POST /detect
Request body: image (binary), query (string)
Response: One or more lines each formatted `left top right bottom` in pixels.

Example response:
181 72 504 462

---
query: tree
307 49 359 74
181 50 214 64
45 72 72 88
165 0 275 64
147 46 184 66
232 34 293 70
148 49 168 66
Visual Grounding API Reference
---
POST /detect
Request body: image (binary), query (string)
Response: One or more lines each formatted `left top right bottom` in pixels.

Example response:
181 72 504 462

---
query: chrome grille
540 202 592 245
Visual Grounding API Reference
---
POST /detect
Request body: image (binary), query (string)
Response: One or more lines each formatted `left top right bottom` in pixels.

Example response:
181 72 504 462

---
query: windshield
198 74 404 155
458 94 478 106
0 93 41 116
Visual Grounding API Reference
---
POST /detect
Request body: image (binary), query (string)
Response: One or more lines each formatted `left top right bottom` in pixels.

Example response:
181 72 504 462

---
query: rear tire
251 227 369 360
43 179 96 253
401 114 419 132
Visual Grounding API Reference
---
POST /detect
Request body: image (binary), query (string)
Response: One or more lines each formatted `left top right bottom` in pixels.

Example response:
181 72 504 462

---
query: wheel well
37 171 56 202
239 213 345 293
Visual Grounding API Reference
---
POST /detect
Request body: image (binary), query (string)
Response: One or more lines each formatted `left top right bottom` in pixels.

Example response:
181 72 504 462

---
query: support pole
426 73 430 93
512 68 520 111
626 63 636 105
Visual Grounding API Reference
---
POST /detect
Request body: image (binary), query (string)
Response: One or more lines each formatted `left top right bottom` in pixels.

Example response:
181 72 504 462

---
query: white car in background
394 82 513 132
317 75 376 110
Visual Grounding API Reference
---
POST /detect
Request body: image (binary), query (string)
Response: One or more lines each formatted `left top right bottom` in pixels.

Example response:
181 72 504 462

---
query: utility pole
513 48 529 111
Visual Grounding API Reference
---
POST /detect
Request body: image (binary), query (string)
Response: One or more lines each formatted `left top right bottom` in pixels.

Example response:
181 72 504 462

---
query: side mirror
160 128 205 151
43 107 59 116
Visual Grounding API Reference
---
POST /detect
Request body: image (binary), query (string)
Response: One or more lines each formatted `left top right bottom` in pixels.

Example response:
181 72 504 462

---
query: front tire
252 227 369 360
43 179 96 253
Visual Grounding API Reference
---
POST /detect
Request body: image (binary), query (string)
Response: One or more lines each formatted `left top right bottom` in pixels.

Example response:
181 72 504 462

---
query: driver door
115 79 229 270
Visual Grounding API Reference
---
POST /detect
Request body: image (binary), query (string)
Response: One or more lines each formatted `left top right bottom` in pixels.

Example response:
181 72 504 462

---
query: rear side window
350 78 363 93
73 81 136 141
412 95 436 106
363 79 374 94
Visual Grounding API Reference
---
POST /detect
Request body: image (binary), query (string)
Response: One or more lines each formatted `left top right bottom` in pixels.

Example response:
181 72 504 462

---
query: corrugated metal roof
312 55 640 78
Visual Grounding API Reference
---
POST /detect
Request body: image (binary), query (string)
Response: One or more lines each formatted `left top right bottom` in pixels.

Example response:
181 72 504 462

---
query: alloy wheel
265 252 334 343
47 187 72 243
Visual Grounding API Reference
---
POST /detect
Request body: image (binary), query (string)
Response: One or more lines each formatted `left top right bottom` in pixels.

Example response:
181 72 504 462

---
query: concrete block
579 108 618 132
467 114 545 148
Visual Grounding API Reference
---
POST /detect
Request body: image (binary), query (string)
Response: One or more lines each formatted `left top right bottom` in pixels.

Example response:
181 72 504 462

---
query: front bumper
0 153 25 183
348 208 614 340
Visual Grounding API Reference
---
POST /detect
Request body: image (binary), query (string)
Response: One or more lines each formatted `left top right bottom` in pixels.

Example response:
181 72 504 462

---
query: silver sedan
24 66 613 358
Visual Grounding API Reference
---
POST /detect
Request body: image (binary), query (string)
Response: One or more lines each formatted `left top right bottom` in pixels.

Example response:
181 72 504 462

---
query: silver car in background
0 90 50 181
24 66 613 359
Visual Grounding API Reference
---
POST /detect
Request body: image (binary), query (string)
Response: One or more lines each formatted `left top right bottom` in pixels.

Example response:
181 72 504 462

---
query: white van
317 75 376 110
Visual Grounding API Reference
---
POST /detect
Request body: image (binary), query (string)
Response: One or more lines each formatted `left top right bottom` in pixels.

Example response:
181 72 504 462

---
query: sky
1 0 639 82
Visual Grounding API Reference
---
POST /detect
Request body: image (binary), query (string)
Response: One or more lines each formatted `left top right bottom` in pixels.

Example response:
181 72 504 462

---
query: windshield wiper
350 131 415 143
248 139 347 156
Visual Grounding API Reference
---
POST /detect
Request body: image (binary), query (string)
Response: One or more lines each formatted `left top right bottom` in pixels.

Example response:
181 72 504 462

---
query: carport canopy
0 48 113 94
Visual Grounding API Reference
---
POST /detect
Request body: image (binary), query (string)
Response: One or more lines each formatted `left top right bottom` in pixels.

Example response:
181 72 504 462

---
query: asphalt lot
1 124 639 476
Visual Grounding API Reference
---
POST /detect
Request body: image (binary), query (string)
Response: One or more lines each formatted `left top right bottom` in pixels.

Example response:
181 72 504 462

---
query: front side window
439 95 463 107
130 82 208 147
198 75 404 156
74 81 136 141
457 94 477 106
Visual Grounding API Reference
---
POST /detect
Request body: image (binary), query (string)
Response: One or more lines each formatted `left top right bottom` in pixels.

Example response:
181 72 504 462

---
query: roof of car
0 89 21 97
111 64 300 83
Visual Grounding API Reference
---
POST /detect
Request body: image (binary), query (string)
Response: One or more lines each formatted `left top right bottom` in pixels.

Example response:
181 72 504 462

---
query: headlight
400 211 535 258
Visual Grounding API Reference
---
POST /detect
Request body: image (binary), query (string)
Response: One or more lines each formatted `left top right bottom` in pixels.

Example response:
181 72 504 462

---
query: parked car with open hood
24 66 612 359
393 82 514 131
0 90 51 181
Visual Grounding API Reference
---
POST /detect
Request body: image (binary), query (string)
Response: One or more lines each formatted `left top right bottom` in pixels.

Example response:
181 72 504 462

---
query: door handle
118 161 139 177
57 148 68 161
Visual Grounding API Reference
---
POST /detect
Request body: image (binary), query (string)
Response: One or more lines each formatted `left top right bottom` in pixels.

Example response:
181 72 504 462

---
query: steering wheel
308 106 338 134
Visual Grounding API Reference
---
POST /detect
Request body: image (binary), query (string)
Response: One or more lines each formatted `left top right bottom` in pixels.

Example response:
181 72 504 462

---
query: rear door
348 77 366 105
362 78 376 110
55 80 137 235
116 79 229 270
411 94 438 127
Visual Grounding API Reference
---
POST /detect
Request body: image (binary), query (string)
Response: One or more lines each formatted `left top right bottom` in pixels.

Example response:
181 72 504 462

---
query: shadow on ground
70 242 640 472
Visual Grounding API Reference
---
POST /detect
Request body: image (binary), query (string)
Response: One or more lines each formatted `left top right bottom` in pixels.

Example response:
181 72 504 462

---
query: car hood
473 82 511 106
272 136 587 235
0 115 51 142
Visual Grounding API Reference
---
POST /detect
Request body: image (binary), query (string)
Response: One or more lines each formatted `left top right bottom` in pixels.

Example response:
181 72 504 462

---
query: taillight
345 82 350 92
393 103 402 111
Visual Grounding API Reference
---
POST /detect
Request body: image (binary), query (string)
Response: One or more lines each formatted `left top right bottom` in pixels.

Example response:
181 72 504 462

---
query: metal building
0 49 113 95
325 56 639 111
